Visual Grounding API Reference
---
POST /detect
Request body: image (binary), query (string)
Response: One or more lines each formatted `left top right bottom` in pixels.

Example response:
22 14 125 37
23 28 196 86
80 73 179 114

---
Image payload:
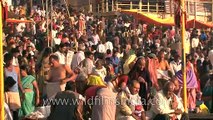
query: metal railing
94 1 165 13
81 0 213 21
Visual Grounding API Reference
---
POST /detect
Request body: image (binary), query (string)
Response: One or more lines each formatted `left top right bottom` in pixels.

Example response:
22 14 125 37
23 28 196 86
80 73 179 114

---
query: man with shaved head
116 80 146 120
150 81 184 120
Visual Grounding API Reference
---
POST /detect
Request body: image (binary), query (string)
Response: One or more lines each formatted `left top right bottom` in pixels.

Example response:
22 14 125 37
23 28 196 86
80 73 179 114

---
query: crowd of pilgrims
3 3 213 120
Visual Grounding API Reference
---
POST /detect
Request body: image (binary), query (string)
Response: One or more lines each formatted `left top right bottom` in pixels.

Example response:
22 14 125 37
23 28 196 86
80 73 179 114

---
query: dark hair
163 81 174 94
106 49 111 54
49 54 59 61
5 76 16 92
129 80 140 87
64 42 70 47
59 43 66 48
85 51 93 58
20 65 28 71
27 46 32 48
65 81 76 91
10 48 19 54
96 59 103 66
22 50 28 56
43 47 52 58
4 53 13 65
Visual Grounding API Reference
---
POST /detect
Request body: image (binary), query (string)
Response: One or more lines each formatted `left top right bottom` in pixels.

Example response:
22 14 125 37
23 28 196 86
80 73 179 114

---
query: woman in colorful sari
19 65 40 118
176 56 198 112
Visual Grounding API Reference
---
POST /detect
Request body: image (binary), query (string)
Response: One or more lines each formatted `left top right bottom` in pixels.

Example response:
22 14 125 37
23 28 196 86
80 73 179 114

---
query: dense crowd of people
3 2 213 120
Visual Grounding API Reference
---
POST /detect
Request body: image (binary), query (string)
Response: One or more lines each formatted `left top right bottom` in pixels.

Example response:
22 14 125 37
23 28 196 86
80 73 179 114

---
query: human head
59 43 67 53
95 59 103 69
136 56 146 70
64 42 71 51
76 73 88 94
4 76 16 92
4 53 13 67
43 47 52 58
106 49 112 55
78 43 85 51
87 51 94 60
148 53 157 59
129 80 140 95
171 77 180 92
27 46 32 51
20 65 28 77
158 50 165 60
174 52 180 61
10 48 20 58
49 55 60 67
163 81 175 98
65 81 76 92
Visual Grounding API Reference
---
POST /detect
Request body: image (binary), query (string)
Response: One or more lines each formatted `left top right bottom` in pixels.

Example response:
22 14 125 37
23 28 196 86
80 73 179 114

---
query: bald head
163 81 175 98
171 77 180 92
129 80 140 95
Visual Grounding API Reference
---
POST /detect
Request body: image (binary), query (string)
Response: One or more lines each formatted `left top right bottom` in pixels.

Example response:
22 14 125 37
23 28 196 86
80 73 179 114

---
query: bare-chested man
46 55 76 98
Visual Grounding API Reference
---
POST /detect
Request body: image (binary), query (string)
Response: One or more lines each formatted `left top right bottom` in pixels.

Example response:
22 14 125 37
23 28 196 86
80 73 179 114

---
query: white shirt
54 51 65 65
66 50 74 67
92 66 107 80
29 42 36 50
53 38 61 46
29 50 34 56
96 44 106 53
92 34 100 45
151 90 184 120
41 10 46 17
170 60 182 76
129 94 144 117
81 58 94 74
36 9 41 16
208 49 213 66
191 37 199 48
59 25 64 31
105 41 113 51
12 57 19 66
52 30 57 38
71 51 85 69
16 19 26 33
41 21 46 32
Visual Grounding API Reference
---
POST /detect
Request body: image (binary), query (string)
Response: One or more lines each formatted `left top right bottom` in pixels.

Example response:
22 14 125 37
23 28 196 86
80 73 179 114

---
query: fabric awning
121 10 174 26
121 10 213 28
137 12 174 26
